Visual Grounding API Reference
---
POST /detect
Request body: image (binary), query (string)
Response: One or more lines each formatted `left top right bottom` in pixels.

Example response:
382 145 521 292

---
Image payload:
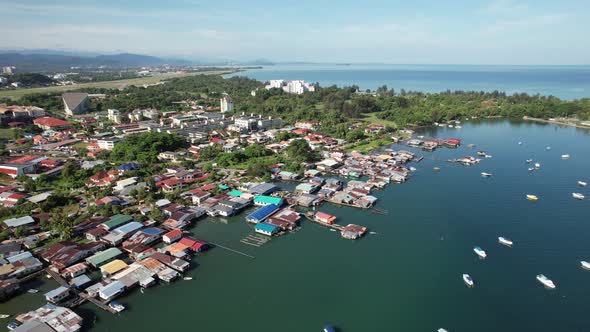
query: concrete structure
107 109 121 124
220 95 234 113
62 92 89 117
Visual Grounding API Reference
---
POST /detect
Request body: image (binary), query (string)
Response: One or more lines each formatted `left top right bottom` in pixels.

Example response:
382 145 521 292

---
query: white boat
578 181 587 187
498 237 513 247
572 193 585 200
546 146 551 150
476 151 486 156
417 135 424 139
481 172 492 177
0 315 9 319
108 301 125 313
473 246 487 259
448 124 454 128
534 162 541 169
484 154 492 158
463 274 474 287
581 261 590 270
26 289 38 294
434 122 439 126
433 167 441 171
526 194 538 201
455 125 462 129
527 167 535 172
526 159 532 163
536 274 556 289
518 141 523 145
561 154 570 159
183 277 193 281
437 329 448 332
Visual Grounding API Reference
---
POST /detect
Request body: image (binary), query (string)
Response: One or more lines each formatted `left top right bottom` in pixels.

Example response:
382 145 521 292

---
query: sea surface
2 119 590 331
225 64 590 100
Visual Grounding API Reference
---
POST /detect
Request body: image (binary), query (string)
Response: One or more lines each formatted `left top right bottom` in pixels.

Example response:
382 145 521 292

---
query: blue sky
1 0 589 64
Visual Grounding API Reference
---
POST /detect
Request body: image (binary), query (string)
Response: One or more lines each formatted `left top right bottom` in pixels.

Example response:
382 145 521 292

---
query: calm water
226 64 590 100
3 119 590 331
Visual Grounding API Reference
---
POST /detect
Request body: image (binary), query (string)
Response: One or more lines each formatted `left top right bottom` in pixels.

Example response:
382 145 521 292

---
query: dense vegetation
6 73 54 87
106 132 188 163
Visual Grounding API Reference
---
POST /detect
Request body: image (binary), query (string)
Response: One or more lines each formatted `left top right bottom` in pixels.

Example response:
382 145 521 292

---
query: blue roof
70 274 92 287
247 204 279 221
255 222 278 232
113 221 143 235
45 286 69 299
140 227 164 236
118 162 139 171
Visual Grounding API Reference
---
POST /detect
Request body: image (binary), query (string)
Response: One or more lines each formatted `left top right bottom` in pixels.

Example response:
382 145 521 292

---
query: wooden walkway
45 268 118 314
240 234 270 247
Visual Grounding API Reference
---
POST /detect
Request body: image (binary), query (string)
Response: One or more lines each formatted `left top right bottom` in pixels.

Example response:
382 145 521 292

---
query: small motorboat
546 146 551 150
473 246 487 259
7 322 19 330
578 181 587 187
527 167 535 172
526 195 538 201
518 141 523 145
536 274 556 289
183 277 193 281
455 125 462 129
484 154 492 158
526 159 533 163
481 172 492 177
438 329 448 332
498 237 513 247
324 326 336 332
572 193 585 200
463 274 474 287
433 167 441 171
108 301 125 313
27 289 38 294
0 315 10 319
581 261 590 270
534 162 541 169
561 154 570 159
477 151 486 156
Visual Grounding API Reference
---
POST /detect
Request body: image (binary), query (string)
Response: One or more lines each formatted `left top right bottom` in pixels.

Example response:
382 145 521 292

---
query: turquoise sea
3 119 590 331
226 64 590 100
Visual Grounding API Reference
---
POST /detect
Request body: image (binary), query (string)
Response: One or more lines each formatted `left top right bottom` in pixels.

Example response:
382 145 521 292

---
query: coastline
523 116 590 130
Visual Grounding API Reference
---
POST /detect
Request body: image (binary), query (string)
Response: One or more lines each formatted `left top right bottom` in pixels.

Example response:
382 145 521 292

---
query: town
0 72 483 332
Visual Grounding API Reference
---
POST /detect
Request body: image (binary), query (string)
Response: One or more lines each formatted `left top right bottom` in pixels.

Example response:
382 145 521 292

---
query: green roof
228 190 243 197
101 214 133 230
218 184 229 190
254 195 283 205
86 248 122 267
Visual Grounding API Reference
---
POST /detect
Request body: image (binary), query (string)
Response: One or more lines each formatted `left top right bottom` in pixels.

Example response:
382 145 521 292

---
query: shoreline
523 116 590 130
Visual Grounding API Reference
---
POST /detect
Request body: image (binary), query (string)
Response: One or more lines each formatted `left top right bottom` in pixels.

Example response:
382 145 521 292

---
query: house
14 304 82 332
33 117 71 131
122 227 164 248
97 138 119 150
114 177 138 192
253 195 284 207
340 224 367 240
63 92 89 116
100 259 128 277
162 229 182 244
86 248 123 268
2 216 35 229
44 286 70 303
60 263 88 279
102 221 143 246
316 158 340 172
99 214 133 231
295 183 319 194
314 211 337 224
70 274 92 290
246 204 279 223
249 182 279 195
150 252 190 272
118 162 139 174
255 222 279 236
85 227 108 241
98 280 125 301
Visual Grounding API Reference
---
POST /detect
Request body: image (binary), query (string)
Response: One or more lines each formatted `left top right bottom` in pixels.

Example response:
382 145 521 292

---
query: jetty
304 212 344 231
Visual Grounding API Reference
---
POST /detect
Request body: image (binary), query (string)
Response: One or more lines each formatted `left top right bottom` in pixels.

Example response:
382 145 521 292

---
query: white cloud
479 0 529 15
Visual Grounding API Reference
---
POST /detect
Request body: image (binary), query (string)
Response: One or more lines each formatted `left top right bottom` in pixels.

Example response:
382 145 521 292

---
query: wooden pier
45 268 118 314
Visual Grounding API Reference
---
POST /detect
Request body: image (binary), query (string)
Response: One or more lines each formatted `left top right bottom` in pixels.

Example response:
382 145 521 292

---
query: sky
0 0 589 64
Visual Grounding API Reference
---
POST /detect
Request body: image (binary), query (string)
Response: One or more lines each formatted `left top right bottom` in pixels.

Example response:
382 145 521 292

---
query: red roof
6 155 42 164
33 117 70 128
163 229 182 240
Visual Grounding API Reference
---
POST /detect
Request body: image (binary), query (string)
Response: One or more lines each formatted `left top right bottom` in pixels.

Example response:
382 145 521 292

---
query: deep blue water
226 64 590 100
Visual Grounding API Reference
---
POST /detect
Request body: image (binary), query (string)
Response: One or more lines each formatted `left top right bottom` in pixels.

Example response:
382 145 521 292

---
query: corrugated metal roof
86 248 122 267
254 195 283 205
255 222 278 232
100 259 128 275
247 204 279 221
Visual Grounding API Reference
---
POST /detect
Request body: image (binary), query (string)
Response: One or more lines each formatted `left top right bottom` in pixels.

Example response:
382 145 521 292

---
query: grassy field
360 112 398 127
0 128 15 140
0 70 235 99
343 137 394 153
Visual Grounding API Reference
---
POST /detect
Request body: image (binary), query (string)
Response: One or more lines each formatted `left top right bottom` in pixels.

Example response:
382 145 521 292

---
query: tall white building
107 109 121 124
220 95 234 113
264 79 315 94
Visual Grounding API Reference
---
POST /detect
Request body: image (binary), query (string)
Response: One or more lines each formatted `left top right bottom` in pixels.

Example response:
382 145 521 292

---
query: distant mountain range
0 52 194 72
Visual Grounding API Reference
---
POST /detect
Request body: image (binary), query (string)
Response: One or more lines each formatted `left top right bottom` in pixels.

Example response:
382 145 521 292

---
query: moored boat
572 193 585 200
578 181 587 187
0 315 9 319
183 277 193 281
526 159 532 163
323 326 336 332
473 246 487 259
108 301 125 313
527 167 535 172
437 329 448 332
561 154 570 159
476 151 486 156
26 289 38 294
498 237 513 247
534 162 541 169
581 261 590 270
526 194 538 201
481 172 492 177
7 322 18 330
463 274 474 287
536 274 556 289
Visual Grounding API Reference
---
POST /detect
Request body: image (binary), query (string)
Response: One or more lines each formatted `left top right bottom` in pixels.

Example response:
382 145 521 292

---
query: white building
107 109 121 124
264 79 315 94
2 66 14 75
0 77 7 85
220 95 234 113
97 138 119 150
266 80 284 89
